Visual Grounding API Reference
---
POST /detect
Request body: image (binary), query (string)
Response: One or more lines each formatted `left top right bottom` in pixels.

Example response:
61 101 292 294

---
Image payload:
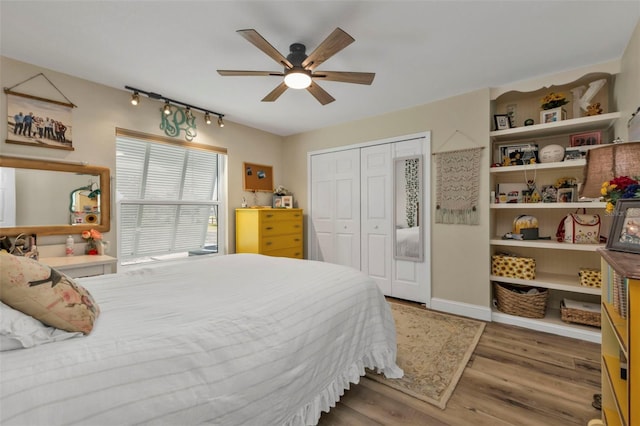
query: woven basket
560 301 601 327
494 282 548 318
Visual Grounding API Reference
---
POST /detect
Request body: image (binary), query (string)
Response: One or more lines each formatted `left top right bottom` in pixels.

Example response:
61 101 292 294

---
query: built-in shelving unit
489 71 619 343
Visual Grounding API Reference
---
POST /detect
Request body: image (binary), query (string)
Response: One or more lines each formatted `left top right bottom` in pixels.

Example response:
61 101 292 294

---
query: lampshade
284 69 312 89
581 141 640 198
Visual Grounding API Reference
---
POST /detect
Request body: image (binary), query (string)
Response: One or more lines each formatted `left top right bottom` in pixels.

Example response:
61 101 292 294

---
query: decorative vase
85 240 99 255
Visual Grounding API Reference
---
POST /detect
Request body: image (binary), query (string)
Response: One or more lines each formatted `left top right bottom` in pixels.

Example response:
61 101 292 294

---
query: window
116 133 226 263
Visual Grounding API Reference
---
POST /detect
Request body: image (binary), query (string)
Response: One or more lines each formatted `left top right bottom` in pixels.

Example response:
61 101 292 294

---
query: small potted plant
82 229 103 255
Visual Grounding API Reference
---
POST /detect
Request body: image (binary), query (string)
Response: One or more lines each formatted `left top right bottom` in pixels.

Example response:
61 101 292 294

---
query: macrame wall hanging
433 130 484 225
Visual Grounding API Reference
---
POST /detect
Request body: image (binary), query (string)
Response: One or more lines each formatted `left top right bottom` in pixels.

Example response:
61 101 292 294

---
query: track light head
217 116 224 128
185 107 193 120
204 112 212 125
131 92 140 106
163 101 171 115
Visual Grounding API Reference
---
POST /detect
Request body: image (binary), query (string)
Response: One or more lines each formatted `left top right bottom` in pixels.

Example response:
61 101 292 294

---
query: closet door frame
307 131 431 306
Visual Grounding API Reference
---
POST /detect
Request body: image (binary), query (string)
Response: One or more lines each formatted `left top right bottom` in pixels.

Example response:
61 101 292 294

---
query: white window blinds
116 136 222 260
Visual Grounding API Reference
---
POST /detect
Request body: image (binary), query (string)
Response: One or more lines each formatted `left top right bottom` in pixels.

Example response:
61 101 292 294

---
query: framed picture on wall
5 90 74 151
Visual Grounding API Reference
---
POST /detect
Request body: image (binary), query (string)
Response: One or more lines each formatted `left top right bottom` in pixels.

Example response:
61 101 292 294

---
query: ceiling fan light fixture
284 68 312 89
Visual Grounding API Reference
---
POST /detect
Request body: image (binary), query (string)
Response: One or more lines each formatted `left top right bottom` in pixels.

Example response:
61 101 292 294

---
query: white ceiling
1 1 638 136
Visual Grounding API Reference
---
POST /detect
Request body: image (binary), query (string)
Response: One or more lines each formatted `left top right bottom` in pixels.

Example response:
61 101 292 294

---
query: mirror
0 156 110 236
394 155 423 261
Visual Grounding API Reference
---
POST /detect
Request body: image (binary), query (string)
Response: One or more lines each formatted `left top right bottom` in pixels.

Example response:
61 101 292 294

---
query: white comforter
1 254 401 426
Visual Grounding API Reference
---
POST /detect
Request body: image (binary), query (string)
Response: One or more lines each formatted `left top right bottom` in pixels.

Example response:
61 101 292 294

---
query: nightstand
39 255 117 278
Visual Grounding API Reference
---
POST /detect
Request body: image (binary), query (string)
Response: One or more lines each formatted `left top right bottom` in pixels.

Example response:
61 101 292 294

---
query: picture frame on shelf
606 199 640 254
570 131 602 147
564 147 585 161
281 195 293 209
541 185 558 203
499 144 538 166
493 114 511 131
557 187 575 203
540 107 566 124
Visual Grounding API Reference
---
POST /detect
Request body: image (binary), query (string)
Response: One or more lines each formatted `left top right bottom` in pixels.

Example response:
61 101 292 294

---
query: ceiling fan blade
312 71 375 85
237 29 293 69
262 82 289 102
217 70 284 77
302 28 354 71
306 82 335 105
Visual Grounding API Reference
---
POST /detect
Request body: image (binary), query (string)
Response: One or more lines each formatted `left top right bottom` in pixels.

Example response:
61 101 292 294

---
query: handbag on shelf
556 209 601 244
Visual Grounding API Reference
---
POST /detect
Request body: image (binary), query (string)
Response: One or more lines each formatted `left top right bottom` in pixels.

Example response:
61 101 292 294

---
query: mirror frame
393 155 424 262
0 156 110 237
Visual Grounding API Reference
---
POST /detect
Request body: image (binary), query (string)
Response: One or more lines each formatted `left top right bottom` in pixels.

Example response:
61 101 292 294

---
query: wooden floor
318 302 602 426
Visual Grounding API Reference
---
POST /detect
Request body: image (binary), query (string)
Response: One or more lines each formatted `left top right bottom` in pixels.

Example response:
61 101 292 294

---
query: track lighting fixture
125 85 225 128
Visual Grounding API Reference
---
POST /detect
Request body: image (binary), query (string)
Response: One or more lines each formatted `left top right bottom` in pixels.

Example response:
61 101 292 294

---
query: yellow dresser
235 208 303 259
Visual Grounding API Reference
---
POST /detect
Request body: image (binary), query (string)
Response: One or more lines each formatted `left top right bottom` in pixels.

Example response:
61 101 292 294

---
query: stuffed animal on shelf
586 102 603 116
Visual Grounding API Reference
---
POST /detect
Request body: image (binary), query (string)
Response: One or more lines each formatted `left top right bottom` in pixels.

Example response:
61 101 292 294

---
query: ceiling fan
217 28 375 105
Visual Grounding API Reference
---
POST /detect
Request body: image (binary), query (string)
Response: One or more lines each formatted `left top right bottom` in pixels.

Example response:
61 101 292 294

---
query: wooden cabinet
39 255 117 278
599 249 639 426
235 208 303 259
489 71 621 343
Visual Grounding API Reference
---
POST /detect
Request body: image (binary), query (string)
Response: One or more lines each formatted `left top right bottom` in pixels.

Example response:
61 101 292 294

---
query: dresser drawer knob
266 227 273 230
294 238 301 242
265 241 272 246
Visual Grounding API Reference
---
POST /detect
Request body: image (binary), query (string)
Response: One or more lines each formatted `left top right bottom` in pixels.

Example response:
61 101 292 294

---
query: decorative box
579 268 602 288
491 254 536 280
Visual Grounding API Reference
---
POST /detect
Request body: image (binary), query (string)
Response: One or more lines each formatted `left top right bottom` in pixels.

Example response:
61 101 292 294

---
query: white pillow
0 302 81 351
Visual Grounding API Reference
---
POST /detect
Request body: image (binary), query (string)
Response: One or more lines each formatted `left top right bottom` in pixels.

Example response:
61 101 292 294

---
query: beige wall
614 19 640 140
283 89 492 307
0 56 284 254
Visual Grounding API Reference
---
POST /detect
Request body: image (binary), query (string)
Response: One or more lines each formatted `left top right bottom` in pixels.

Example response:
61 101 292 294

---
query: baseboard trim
429 298 492 322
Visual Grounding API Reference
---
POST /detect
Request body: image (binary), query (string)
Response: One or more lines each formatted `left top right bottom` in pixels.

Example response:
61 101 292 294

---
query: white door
391 138 430 303
361 144 392 295
309 149 360 269
0 167 16 227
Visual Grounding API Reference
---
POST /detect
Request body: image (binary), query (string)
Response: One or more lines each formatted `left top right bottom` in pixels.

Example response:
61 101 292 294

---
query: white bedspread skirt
1 254 401 426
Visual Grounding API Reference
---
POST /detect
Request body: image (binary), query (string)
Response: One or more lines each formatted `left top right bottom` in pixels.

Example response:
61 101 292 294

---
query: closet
307 132 431 303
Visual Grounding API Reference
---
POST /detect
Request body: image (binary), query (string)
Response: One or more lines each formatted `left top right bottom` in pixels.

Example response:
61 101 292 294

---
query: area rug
368 302 485 409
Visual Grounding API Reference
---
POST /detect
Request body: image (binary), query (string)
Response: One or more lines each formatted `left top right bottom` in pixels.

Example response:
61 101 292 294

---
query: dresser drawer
261 220 303 236
261 233 303 251
261 210 303 223
263 246 304 259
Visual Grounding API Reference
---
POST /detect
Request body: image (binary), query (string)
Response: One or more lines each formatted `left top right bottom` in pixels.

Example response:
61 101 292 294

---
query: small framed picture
570 131 602 147
606 199 640 254
541 185 558 203
564 148 585 161
540 107 566 124
494 114 512 131
281 195 293 209
557 187 575 203
272 195 284 208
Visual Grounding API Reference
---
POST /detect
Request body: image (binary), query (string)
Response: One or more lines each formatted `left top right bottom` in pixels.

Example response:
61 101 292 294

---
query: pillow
0 302 81 351
0 252 100 334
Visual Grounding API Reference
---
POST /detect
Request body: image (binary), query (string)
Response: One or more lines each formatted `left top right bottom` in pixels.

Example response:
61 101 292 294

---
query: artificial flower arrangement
273 185 291 196
554 176 577 188
541 92 569 110
82 229 103 255
601 176 640 213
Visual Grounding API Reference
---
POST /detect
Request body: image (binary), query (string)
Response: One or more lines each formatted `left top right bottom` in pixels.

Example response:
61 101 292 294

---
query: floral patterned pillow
0 252 100 334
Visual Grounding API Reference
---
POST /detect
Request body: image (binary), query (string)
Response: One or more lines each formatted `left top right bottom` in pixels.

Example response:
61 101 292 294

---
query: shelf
490 159 586 173
491 307 601 343
603 353 629 426
491 273 602 295
490 202 606 209
603 302 628 355
491 238 604 252
489 112 621 142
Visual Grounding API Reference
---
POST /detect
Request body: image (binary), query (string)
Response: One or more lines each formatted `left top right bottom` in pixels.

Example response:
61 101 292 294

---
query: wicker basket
494 282 548 318
560 301 601 327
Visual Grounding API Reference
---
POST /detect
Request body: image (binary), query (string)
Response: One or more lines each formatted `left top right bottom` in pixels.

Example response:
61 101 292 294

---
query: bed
0 253 402 426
